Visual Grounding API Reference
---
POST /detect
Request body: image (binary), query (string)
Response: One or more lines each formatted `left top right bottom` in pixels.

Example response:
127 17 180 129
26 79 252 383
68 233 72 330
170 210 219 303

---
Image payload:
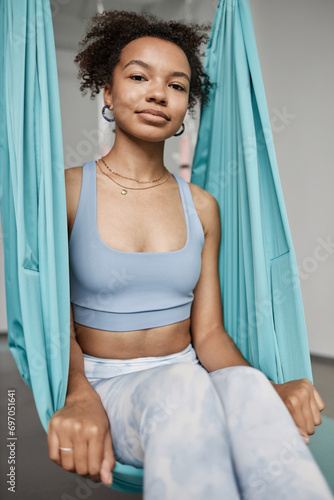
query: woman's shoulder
187 181 219 213
64 165 83 185
65 166 83 240
186 181 220 239
65 165 83 180
64 166 83 205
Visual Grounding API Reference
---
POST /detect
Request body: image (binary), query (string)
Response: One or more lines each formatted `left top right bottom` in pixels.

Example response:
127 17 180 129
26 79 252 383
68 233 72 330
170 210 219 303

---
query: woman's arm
65 321 101 404
189 187 249 370
194 327 251 373
47 303 115 486
190 186 325 440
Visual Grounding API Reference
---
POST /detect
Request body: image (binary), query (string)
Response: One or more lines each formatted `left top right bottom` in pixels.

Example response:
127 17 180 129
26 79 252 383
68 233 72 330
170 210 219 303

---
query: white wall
249 0 334 357
1 0 333 358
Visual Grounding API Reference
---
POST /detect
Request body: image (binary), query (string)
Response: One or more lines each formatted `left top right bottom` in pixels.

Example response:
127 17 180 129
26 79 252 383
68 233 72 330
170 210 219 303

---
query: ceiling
57 0 172 20
52 0 218 52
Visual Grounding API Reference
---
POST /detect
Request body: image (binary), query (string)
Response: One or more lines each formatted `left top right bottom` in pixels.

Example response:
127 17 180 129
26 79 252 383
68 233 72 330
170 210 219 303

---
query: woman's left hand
269 379 325 442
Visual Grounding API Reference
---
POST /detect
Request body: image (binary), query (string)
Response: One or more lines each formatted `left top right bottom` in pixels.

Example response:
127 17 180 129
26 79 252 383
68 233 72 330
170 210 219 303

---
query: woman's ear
103 83 113 109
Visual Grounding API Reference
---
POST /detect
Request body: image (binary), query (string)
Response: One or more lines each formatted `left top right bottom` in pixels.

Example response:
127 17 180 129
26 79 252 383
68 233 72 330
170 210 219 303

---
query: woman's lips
138 112 168 123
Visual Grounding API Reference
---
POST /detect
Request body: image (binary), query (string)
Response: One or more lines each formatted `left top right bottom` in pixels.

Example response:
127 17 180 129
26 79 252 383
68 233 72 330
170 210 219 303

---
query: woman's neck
103 129 166 179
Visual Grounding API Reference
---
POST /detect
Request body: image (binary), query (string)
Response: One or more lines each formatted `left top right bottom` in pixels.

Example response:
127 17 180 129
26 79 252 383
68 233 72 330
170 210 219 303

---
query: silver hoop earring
102 105 115 122
174 123 185 137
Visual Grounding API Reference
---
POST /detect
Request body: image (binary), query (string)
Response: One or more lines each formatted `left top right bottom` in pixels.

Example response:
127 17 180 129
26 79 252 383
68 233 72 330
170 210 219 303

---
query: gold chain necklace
99 157 167 183
97 159 170 195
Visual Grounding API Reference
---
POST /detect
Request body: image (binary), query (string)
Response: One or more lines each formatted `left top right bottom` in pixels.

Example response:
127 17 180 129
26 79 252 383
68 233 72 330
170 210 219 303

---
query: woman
47 10 333 500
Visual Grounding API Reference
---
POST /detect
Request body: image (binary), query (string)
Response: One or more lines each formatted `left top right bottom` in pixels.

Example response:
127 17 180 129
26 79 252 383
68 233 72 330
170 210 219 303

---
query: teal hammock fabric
0 0 70 426
0 0 313 495
191 0 313 385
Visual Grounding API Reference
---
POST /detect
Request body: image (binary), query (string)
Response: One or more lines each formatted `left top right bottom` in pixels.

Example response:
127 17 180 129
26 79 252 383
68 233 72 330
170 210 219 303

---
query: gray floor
0 334 333 500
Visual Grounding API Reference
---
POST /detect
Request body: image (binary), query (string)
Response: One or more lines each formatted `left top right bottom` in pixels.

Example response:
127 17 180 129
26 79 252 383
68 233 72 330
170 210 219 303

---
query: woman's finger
313 386 326 412
300 398 316 435
100 430 115 486
285 395 308 435
72 429 90 478
309 392 323 426
296 426 310 445
47 420 61 465
59 445 75 472
87 427 105 482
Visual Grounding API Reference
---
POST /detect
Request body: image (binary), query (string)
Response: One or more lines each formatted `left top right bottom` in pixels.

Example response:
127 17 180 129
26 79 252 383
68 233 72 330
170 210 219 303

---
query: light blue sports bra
69 160 205 331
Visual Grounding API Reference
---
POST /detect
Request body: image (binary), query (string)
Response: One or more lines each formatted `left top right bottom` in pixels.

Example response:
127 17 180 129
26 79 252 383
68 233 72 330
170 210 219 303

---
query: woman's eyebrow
123 59 190 83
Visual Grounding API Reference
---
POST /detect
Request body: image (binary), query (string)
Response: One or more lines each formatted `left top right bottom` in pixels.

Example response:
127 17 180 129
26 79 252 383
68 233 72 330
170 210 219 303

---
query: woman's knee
139 363 225 442
151 362 211 393
210 364 271 389
137 362 215 417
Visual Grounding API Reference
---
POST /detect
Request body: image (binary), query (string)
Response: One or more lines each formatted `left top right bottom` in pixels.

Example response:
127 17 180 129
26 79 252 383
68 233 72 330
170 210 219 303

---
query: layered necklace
97 157 170 195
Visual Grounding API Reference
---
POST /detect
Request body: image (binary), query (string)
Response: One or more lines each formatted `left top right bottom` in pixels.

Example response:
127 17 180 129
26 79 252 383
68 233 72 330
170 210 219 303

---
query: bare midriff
74 318 192 359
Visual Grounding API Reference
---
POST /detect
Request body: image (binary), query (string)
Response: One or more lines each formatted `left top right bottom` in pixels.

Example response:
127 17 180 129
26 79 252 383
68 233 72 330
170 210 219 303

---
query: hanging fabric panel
0 0 70 433
191 0 313 384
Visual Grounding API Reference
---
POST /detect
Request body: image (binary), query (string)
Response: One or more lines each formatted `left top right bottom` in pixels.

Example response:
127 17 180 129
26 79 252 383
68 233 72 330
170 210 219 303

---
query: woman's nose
146 84 167 104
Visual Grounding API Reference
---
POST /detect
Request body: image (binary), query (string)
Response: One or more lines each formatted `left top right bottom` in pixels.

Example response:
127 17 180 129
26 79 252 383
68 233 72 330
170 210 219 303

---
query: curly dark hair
74 10 214 117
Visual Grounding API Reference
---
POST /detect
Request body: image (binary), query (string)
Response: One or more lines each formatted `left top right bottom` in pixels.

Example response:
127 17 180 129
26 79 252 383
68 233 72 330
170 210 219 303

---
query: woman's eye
171 84 185 91
130 75 145 81
129 76 184 91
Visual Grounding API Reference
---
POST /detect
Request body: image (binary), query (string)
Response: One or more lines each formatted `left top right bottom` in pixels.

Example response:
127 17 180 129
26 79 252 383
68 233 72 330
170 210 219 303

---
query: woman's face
103 36 191 142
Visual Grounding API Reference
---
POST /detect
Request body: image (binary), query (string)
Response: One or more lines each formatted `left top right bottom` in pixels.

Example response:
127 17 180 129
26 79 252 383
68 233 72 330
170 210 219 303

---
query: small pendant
121 189 127 195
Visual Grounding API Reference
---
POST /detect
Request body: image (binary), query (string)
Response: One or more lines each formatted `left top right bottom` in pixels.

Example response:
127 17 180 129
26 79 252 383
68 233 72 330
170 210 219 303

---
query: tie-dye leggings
83 342 333 500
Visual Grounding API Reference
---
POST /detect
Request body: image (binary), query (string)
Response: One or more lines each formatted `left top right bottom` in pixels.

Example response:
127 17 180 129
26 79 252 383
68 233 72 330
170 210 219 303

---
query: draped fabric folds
191 0 313 384
0 0 312 495
0 0 70 429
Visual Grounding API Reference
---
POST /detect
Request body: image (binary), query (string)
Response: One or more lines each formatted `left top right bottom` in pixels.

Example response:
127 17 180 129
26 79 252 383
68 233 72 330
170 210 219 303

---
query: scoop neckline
94 162 190 255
